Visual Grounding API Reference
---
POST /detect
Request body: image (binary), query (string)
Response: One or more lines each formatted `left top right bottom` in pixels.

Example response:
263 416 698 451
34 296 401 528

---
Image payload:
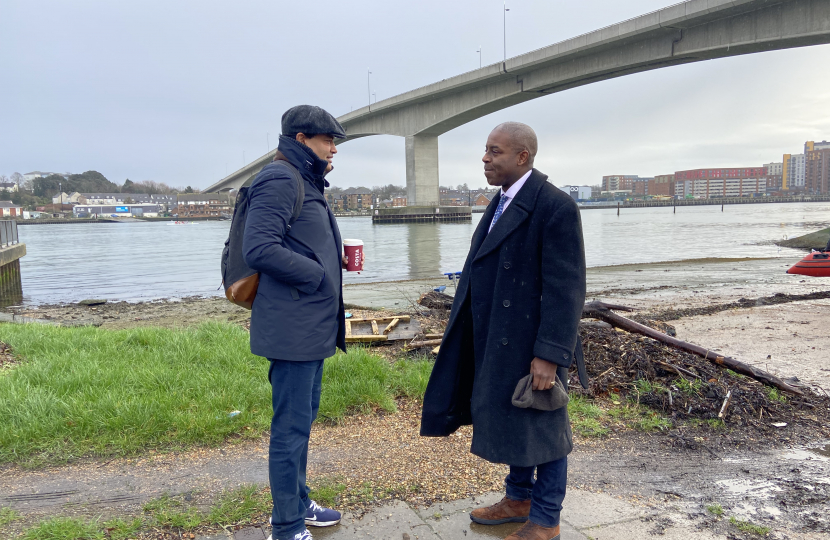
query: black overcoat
420 170 586 467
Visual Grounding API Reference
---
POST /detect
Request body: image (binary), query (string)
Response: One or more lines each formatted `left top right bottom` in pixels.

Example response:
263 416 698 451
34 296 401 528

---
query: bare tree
10 172 23 189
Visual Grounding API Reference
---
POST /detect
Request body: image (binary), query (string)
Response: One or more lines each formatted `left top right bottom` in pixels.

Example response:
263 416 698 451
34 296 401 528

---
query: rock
418 291 453 310
78 299 108 306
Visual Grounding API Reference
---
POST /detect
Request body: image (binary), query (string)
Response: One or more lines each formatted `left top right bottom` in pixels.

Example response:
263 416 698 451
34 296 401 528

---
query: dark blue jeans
504 457 567 527
268 359 324 540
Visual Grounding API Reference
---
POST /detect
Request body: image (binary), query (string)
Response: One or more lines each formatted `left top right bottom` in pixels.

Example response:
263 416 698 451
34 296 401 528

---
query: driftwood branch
582 300 805 396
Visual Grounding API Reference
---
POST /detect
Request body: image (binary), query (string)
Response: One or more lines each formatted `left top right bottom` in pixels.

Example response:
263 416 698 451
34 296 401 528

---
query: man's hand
342 252 367 270
530 357 558 390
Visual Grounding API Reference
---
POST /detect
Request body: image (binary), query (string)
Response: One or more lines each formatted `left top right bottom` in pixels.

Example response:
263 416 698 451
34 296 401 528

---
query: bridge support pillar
405 135 440 206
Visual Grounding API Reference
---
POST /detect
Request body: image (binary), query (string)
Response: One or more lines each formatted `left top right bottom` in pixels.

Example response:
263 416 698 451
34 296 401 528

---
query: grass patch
764 386 787 403
21 516 104 540
0 323 435 465
608 403 671 433
143 493 202 530
102 517 143 540
308 477 347 508
0 507 21 527
674 377 702 396
707 418 726 429
706 503 724 516
568 395 609 437
729 516 770 535
207 485 272 526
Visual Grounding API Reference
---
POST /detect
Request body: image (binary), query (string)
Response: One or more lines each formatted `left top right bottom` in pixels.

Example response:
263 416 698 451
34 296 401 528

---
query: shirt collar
500 169 532 200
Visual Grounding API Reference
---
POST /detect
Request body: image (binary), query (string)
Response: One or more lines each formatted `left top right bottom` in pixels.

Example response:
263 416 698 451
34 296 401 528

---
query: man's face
482 129 526 187
300 133 338 167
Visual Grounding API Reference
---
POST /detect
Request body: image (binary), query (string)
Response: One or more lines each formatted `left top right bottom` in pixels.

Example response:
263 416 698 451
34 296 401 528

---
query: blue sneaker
305 500 341 527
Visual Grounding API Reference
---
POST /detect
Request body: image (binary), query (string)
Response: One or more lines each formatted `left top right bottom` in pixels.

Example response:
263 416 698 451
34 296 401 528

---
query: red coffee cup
343 239 364 272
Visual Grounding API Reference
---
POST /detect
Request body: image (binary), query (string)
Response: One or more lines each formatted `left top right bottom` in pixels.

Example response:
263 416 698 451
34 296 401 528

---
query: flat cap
281 105 346 139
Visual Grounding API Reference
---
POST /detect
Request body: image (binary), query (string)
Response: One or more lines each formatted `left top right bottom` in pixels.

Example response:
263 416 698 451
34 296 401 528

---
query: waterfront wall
0 244 25 307
580 195 830 210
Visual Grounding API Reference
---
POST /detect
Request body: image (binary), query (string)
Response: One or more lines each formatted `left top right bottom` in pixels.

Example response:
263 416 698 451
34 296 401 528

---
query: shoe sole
305 519 341 527
470 514 529 525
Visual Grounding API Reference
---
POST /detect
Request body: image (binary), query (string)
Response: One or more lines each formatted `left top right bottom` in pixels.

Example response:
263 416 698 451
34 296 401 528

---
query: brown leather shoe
505 521 560 540
469 496 531 525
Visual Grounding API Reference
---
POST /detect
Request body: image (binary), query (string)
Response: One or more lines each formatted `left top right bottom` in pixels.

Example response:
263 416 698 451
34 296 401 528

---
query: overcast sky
2 0 829 191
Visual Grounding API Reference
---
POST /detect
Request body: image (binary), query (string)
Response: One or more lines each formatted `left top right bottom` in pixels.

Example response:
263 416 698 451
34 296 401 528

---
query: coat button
563 353 569 360
503 300 510 307
504 262 511 269
501 338 509 345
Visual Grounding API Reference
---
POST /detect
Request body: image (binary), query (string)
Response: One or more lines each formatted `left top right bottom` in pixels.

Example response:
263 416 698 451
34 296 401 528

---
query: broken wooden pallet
345 316 415 343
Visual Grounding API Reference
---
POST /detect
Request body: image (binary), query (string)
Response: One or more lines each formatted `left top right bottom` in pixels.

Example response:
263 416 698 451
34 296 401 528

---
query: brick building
674 167 767 198
175 193 232 217
806 148 830 194
650 175 675 197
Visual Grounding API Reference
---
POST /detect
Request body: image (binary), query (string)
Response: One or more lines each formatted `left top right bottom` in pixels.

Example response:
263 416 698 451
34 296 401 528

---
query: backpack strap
272 158 305 231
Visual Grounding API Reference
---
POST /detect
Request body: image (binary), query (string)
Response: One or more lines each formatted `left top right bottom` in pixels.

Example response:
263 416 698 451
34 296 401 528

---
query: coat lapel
474 170 546 262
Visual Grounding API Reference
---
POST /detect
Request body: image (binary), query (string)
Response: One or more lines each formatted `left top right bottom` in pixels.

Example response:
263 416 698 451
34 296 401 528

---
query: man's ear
295 133 307 144
517 150 530 167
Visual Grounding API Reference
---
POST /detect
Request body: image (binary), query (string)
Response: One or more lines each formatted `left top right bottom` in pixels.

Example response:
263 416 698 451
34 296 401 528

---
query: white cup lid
343 239 363 246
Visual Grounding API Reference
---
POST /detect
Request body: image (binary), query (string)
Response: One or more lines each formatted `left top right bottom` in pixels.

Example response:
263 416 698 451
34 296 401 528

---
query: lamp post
477 46 482 68
59 182 62 212
367 69 372 107
503 2 510 62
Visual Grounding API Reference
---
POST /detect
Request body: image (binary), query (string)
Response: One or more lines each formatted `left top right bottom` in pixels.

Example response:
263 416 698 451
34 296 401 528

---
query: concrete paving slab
558 489 646 529
415 492 501 521
233 527 267 540
308 500 439 540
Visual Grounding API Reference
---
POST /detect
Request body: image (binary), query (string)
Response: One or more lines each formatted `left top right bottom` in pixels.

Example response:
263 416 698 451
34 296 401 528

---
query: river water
14 202 829 305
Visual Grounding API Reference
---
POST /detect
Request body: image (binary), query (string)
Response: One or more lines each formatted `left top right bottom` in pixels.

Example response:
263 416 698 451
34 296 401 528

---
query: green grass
0 323 434 465
207 485 272 526
21 517 104 540
0 507 21 526
674 377 702 396
764 386 787 403
568 395 609 437
706 503 724 516
729 516 770 535
101 517 143 540
308 478 347 508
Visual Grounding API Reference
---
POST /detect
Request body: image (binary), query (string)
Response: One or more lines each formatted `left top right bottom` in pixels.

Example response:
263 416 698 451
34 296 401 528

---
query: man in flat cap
421 122 586 540
243 105 348 540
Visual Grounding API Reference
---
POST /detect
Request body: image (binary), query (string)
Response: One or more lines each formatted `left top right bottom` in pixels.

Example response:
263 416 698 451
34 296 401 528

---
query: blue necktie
490 195 508 230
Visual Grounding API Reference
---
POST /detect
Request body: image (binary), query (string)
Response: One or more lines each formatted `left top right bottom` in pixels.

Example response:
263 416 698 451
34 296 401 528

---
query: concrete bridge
206 0 830 205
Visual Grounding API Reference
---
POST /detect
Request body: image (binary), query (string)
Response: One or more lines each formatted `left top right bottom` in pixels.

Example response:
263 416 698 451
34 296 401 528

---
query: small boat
787 250 830 277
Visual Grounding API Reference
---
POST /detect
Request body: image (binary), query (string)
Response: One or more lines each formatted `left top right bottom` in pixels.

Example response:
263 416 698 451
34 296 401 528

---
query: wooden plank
431 345 441 354
408 338 443 348
345 320 352 337
424 333 444 339
383 318 400 334
371 320 379 335
346 335 388 343
348 316 411 324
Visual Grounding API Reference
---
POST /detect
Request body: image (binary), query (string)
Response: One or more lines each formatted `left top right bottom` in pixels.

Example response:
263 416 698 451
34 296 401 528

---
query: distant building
175 193 232 217
392 196 407 207
472 193 494 206
0 201 22 217
805 147 830 194
764 162 784 192
23 171 68 182
51 192 86 205
341 188 372 211
440 190 470 206
674 167 767 198
783 154 806 190
73 204 162 218
0 182 18 192
602 175 639 192
632 178 654 196
82 193 176 210
561 185 592 201
651 175 675 197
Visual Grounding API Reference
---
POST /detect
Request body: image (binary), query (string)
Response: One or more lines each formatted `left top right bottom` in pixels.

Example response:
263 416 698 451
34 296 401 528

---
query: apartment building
674 168 767 198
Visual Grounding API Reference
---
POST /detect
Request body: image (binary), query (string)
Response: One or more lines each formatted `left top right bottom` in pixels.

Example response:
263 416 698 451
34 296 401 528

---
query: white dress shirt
488 169 532 232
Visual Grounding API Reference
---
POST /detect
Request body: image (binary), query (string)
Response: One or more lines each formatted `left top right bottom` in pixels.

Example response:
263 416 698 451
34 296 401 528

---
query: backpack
221 160 305 309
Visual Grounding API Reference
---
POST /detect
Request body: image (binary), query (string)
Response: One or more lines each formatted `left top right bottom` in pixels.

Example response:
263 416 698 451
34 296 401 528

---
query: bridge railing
0 220 19 248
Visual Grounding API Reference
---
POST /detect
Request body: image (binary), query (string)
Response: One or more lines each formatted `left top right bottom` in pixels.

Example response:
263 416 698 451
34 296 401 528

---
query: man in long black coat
420 122 586 540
